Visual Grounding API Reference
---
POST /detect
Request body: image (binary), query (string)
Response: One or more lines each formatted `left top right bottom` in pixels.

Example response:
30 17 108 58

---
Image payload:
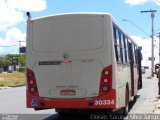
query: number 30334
94 100 115 105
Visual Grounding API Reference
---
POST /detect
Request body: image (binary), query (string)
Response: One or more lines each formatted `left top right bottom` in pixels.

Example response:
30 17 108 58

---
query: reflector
30 87 35 92
102 86 108 92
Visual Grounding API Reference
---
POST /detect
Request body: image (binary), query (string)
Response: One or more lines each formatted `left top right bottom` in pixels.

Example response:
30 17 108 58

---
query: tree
5 54 20 65
19 54 26 67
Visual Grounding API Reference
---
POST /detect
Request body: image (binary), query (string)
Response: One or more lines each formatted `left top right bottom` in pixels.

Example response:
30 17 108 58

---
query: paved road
0 86 55 120
0 71 160 120
0 86 54 114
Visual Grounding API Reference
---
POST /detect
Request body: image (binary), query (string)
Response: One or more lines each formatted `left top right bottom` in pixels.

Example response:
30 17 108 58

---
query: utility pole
141 9 157 77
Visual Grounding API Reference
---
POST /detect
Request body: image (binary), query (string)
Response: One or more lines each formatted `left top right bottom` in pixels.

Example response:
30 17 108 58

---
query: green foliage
0 54 26 71
0 60 9 65
16 68 25 72
5 54 20 65
19 55 26 67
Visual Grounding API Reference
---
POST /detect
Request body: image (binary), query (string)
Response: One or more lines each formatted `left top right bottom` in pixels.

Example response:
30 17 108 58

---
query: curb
0 85 25 90
9 84 25 87
0 87 11 90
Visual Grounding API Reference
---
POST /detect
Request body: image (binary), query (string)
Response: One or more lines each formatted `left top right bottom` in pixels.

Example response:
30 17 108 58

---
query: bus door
128 42 134 96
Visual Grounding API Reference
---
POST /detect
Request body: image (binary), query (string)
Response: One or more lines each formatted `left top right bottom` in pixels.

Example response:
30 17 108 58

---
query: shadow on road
43 95 140 120
129 95 140 111
44 113 127 120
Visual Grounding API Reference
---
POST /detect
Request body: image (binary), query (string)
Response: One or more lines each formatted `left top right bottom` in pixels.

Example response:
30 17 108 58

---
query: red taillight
27 68 39 96
99 65 112 96
104 78 109 83
29 80 34 85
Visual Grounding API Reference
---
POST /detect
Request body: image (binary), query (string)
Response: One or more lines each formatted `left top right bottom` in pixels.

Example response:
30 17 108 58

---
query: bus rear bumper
26 89 116 109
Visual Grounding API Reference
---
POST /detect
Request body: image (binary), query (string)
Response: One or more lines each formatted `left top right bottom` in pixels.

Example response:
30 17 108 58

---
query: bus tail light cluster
27 68 39 96
99 65 112 96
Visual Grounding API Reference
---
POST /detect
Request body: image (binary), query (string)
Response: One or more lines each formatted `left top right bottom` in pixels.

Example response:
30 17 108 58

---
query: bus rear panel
26 13 118 110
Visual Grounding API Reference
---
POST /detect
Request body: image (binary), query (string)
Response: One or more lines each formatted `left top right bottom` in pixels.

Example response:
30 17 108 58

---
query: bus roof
29 12 137 46
30 12 111 21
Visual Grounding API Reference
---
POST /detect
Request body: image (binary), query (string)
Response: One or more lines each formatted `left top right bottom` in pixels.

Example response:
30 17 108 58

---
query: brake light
29 80 34 85
104 78 109 83
27 68 39 96
99 65 112 96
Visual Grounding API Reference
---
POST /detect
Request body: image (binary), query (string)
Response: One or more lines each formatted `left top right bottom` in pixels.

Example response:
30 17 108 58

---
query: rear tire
123 88 129 115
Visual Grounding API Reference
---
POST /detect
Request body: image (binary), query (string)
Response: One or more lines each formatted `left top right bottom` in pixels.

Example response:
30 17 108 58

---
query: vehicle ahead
26 12 142 114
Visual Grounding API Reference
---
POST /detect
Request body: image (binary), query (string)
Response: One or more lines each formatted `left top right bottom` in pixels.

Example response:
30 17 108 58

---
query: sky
1 0 160 67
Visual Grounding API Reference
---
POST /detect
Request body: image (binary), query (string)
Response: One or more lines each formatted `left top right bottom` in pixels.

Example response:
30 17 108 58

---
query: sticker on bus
94 100 115 105
30 99 37 107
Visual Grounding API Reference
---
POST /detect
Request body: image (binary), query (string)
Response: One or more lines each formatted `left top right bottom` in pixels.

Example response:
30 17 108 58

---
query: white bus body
26 13 142 113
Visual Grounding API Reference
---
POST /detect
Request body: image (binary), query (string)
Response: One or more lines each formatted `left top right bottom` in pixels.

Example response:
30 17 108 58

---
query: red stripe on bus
27 89 116 109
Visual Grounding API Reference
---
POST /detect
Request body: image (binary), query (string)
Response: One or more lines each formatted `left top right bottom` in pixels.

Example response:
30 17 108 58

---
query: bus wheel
123 88 129 115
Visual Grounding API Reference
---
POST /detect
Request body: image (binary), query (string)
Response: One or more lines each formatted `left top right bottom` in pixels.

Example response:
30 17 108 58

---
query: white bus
26 12 142 114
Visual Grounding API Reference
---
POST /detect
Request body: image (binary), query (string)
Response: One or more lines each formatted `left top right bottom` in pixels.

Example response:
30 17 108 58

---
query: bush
16 68 25 72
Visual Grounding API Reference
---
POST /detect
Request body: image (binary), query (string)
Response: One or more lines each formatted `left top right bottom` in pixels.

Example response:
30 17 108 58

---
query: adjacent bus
26 12 142 114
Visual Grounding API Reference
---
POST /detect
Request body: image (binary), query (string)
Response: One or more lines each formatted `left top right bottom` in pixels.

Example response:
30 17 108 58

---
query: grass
0 72 26 87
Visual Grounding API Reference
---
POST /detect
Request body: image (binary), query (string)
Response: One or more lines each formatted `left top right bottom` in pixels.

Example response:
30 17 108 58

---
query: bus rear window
31 16 104 53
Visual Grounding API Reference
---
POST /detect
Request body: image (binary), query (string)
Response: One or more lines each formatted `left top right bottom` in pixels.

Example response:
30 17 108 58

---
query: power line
122 19 151 37
0 45 18 47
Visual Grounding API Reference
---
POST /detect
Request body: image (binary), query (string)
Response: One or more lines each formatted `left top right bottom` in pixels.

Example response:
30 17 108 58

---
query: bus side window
113 27 121 63
113 27 118 62
123 36 129 63
121 33 126 64
118 31 124 63
122 35 127 64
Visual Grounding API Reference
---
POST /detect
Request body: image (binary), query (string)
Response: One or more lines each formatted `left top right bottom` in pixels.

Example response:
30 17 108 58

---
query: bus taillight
29 80 34 85
27 68 39 96
103 78 109 83
99 65 112 95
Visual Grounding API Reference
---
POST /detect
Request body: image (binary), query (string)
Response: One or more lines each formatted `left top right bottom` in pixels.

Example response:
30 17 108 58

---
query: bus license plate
60 89 76 96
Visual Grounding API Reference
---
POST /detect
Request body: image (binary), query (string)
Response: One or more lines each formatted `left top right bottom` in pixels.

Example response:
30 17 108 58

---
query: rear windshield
32 15 104 53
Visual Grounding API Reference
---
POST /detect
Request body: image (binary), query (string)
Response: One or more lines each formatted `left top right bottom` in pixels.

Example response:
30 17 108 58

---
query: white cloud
6 0 47 12
0 27 26 46
0 0 47 54
0 0 24 31
125 0 152 5
154 0 160 5
0 0 47 31
131 35 159 67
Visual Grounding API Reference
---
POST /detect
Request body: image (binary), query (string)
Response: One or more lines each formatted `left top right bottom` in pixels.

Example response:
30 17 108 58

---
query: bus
26 12 142 114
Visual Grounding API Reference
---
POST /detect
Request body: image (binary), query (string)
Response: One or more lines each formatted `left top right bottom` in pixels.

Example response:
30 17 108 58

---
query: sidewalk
145 73 160 114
